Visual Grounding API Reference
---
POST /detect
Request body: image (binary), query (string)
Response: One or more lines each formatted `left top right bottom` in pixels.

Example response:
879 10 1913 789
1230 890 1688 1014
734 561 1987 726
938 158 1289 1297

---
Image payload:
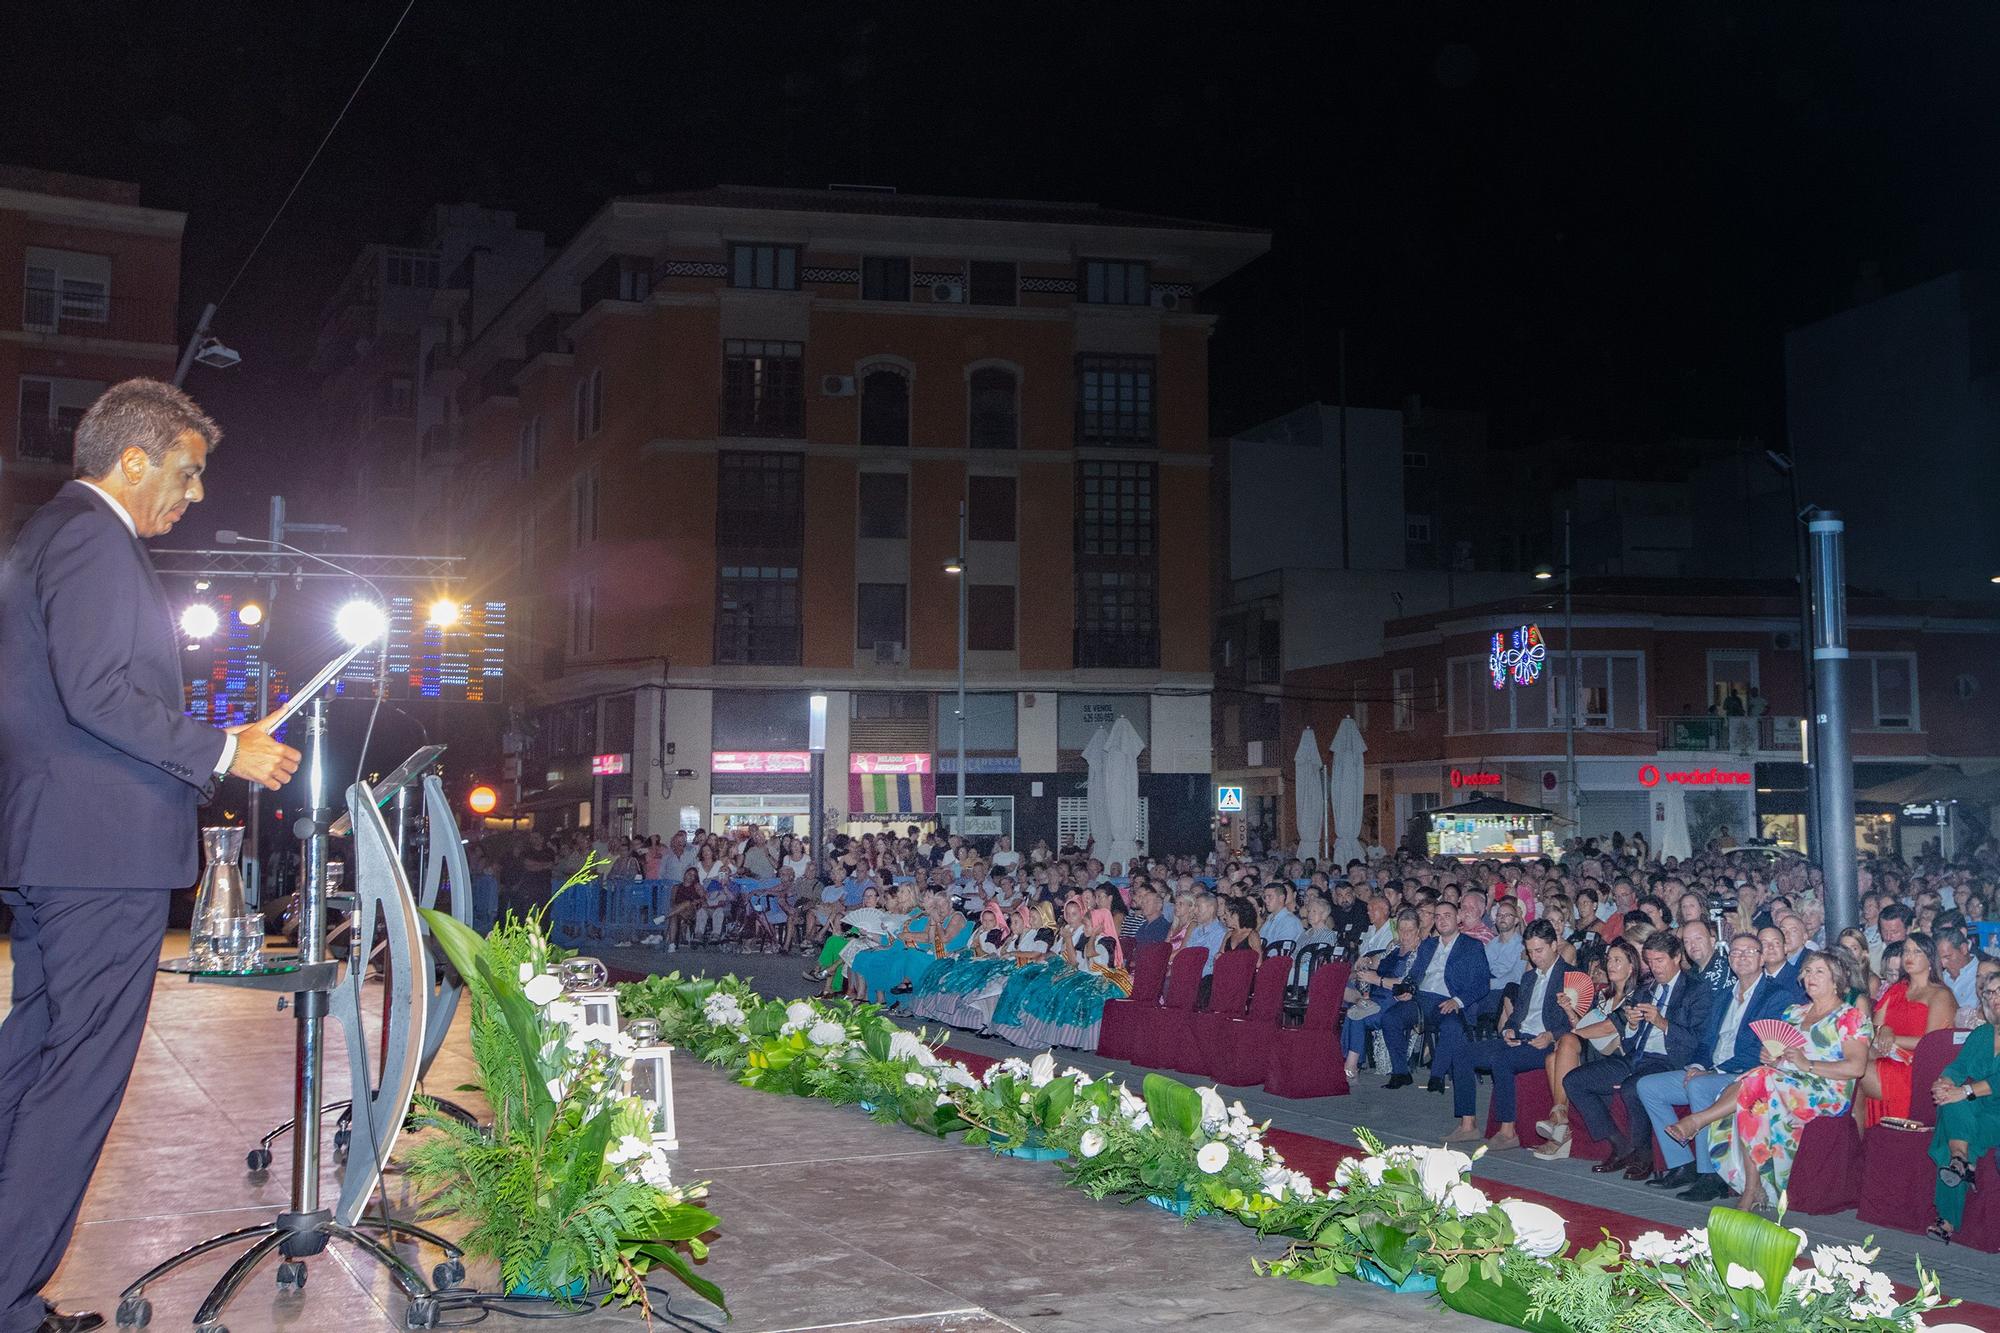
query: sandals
1928 1219 1955 1244
1940 1155 1971 1190
1664 1117 1697 1147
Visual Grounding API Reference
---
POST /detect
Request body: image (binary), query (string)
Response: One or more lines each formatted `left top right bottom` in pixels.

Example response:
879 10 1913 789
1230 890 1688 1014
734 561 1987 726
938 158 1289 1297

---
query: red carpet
936 1046 1998 1331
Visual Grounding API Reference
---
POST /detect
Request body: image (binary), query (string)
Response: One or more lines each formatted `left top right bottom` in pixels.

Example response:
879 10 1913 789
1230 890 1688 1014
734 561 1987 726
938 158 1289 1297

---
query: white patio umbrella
1328 715 1368 869
1085 717 1146 867
1293 726 1326 861
1658 786 1693 862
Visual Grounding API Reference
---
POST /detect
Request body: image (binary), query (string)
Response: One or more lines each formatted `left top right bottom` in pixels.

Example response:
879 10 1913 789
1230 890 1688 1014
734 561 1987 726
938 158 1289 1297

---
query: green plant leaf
635 1242 726 1312
1707 1204 1799 1319
1438 1266 1572 1333
645 1204 720 1243
1039 1077 1076 1128
1141 1072 1201 1139
422 908 556 1138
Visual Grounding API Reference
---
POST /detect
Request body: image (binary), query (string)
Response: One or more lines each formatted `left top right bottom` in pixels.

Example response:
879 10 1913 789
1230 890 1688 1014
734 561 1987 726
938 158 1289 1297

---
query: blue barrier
551 877 665 948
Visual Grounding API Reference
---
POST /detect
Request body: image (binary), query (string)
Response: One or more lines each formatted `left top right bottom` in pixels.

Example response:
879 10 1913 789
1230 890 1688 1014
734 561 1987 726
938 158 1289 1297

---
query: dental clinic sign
1637 764 1751 788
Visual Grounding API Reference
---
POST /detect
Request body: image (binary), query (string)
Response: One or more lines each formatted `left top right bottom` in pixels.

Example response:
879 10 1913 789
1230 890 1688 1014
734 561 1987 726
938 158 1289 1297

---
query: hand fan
1750 1017 1807 1059
1561 970 1596 1012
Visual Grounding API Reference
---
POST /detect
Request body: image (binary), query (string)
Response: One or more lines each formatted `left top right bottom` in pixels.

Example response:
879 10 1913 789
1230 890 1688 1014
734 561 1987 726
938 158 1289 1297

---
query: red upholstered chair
1858 1030 1965 1232
1128 948 1207 1069
1264 963 1351 1098
1200 954 1297 1087
1095 942 1171 1062
1169 949 1257 1075
1952 1148 2000 1252
1490 1068 1554 1148
1785 1111 1863 1214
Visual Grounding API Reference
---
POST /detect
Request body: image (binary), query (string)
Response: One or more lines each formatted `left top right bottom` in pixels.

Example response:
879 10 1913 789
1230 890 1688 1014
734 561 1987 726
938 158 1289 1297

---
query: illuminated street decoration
1489 623 1547 689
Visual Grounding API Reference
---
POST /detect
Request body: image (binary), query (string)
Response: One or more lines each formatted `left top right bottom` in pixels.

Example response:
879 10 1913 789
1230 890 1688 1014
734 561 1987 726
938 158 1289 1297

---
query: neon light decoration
1489 623 1546 689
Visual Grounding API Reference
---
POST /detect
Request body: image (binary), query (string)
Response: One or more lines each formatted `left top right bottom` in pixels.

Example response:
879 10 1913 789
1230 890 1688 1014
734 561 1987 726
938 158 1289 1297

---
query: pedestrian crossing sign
1216 785 1244 812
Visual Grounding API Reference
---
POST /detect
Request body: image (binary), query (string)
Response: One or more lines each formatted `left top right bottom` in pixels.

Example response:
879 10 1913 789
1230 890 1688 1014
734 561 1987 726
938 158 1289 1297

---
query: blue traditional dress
984 929 1060 1036
1010 930 1127 1050
851 912 928 1003
909 924 1009 1025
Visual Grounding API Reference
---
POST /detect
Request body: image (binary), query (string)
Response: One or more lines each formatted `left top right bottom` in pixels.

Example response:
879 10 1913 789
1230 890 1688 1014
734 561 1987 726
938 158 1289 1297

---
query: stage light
180 603 221 639
238 602 264 627
335 599 388 646
428 598 461 628
468 785 498 815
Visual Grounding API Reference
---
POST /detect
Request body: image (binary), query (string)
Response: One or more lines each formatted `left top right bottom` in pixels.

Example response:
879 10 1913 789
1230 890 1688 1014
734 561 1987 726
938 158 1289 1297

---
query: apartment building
444 185 1269 851
1 166 185 539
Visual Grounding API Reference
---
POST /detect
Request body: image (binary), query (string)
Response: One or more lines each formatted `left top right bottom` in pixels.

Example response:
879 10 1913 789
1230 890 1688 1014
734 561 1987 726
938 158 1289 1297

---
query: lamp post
944 500 968 835
808 693 827 859
1534 511 1577 836
1809 511 1857 934
1767 450 1821 856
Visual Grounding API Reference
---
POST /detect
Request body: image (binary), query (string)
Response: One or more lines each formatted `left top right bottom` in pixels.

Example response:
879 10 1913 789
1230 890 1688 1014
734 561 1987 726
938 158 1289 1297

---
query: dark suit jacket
0 482 225 889
1699 973 1808 1074
1612 969 1715 1069
1408 933 1492 1012
1504 964 1575 1042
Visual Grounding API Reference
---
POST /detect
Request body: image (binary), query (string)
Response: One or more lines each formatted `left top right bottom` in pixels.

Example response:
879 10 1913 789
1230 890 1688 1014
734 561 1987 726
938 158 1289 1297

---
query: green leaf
634 1242 726 1312
1039 1077 1076 1128
423 908 555 1138
1437 1267 1572 1333
645 1204 720 1243
1141 1072 1202 1139
1707 1204 1799 1318
1357 1222 1418 1283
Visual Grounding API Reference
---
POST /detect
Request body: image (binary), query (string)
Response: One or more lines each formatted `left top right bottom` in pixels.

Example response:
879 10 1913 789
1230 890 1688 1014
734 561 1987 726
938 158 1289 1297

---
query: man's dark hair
1936 925 1971 956
1879 902 1914 927
72 378 221 480
1641 932 1684 963
1523 920 1559 947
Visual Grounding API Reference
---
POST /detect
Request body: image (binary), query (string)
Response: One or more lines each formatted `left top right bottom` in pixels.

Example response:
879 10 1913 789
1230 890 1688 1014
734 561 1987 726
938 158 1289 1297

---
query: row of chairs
1096 943 1354 1097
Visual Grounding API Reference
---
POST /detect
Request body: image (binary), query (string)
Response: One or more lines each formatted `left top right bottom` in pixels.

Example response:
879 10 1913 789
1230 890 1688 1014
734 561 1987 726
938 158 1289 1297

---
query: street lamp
944 499 968 836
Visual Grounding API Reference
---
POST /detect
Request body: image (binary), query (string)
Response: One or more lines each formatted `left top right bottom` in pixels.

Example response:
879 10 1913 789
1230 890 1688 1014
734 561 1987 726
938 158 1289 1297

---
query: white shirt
1946 962 1979 1013
1420 936 1453 996
1710 980 1755 1068
1643 978 1674 1056
1261 909 1302 946
79 481 235 777
1358 920 1395 956
1517 965 1554 1038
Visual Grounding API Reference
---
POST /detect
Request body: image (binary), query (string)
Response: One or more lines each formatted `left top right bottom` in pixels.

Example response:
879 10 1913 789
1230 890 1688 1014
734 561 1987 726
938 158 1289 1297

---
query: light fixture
334 599 389 646
238 602 264 627
193 338 242 370
180 604 221 639
1532 565 1555 581
624 1042 678 1149
943 557 964 575
1990 573 2000 584
194 579 211 592
467 785 498 815
427 597 461 628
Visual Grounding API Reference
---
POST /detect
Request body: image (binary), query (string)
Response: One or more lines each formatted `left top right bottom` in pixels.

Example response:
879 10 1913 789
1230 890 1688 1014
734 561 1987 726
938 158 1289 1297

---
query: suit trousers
0 886 171 1333
1382 991 1469 1081
1635 1068 1735 1171
1564 1051 1674 1159
1453 1036 1553 1121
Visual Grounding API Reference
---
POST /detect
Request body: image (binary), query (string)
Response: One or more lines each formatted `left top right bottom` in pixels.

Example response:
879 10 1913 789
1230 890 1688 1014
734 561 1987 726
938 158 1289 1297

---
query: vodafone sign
1449 768 1502 788
1637 764 1751 788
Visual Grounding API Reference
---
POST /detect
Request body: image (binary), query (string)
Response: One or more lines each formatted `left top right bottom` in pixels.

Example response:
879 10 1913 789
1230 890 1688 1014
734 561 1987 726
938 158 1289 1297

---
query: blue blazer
1614 970 1715 1069
1699 973 1808 1075
1408 934 1491 1012
1504 965 1575 1042
0 483 226 889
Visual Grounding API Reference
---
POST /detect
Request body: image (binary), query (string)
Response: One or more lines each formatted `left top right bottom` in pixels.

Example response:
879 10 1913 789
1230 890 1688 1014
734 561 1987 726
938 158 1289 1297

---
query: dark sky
7 2 2000 535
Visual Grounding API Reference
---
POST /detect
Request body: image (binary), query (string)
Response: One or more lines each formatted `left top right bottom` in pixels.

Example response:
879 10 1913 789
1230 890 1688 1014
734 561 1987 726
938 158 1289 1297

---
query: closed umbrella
1083 726 1113 859
1099 716 1146 868
1293 727 1326 861
1328 716 1367 869
1658 786 1692 862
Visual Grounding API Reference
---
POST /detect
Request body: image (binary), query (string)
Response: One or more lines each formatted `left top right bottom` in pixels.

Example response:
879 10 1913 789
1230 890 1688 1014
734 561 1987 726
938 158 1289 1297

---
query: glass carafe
190 826 260 971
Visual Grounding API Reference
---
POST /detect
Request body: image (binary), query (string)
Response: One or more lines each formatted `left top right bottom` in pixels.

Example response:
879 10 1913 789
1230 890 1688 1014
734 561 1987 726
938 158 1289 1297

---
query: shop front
1573 756 1757 851
1427 796 1557 860
710 750 812 840
850 752 938 837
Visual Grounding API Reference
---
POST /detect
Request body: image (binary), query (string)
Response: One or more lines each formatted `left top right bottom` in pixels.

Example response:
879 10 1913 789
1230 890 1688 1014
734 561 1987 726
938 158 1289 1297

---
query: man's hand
226 716 302 791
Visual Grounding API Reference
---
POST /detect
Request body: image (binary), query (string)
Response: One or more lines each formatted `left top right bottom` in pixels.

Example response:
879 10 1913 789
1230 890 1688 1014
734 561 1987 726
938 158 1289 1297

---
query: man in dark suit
0 380 300 1333
1445 920 1572 1147
1564 933 1715 1180
1381 896 1490 1093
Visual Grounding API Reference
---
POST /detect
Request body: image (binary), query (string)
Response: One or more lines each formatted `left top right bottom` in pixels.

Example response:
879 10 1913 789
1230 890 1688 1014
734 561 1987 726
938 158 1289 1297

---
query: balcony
1658 714 1801 755
16 415 74 466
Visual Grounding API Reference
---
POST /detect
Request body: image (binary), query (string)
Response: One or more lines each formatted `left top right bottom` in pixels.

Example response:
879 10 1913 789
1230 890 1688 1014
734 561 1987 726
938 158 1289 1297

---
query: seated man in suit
1382 894 1490 1093
1565 933 1714 1180
1647 932 1807 1197
1445 919 1571 1148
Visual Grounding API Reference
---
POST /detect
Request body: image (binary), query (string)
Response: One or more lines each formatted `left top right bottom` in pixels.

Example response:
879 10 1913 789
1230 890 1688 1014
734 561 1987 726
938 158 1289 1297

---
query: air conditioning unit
820 374 856 397
872 640 906 665
1771 630 1800 651
1150 289 1182 311
930 281 965 304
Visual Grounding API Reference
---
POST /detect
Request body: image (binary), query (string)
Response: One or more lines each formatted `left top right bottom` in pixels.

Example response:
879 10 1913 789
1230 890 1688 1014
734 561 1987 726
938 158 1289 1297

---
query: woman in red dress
1861 933 1958 1126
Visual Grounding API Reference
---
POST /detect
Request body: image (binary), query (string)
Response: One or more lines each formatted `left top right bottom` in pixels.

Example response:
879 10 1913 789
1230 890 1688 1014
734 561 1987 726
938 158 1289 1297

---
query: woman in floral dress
1707 950 1872 1211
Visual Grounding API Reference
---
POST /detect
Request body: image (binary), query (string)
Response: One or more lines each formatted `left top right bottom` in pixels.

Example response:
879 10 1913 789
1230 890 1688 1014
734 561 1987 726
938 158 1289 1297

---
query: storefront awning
850 770 936 816
1856 764 2000 808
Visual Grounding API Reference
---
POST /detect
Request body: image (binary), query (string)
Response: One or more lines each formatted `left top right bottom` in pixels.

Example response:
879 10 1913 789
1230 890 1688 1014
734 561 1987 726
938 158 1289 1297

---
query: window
1077 460 1155 557
1075 355 1155 445
715 452 804 665
1058 796 1150 851
959 692 1017 749
1850 653 1918 730
383 248 440 288
856 583 906 652
857 472 908 538
1350 686 1370 734
1447 651 1645 733
518 508 538 573
968 585 1016 651
23 248 111 330
1080 258 1150 306
860 256 910 301
968 367 1018 449
858 367 909 447
729 243 799 290
571 466 599 548
16 375 102 465
721 340 804 437
1075 460 1158 668
1406 515 1433 543
573 368 604 440
969 260 1017 306
967 475 1016 541
1392 668 1415 731
1404 451 1430 469
517 416 542 479
1075 570 1157 668
568 578 596 657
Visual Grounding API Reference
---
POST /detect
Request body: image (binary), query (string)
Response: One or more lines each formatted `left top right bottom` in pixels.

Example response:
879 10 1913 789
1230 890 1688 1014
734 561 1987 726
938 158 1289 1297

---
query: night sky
6 2 1999 537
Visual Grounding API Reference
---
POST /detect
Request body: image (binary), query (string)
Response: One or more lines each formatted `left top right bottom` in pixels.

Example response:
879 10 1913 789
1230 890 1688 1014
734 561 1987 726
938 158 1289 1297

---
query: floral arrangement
612 970 1956 1333
400 881 723 1312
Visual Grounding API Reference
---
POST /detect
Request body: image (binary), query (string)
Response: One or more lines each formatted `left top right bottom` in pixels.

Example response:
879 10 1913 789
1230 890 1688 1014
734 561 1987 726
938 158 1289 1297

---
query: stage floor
1 934 1480 1332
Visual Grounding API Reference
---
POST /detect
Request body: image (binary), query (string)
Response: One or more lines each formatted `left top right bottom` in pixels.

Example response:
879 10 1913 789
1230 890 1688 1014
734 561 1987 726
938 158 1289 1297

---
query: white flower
1128 1110 1152 1132
1498 1199 1567 1258
1417 1149 1470 1204
518 961 535 983
1028 1052 1058 1088
1197 1085 1229 1130
807 1019 847 1046
607 1134 653 1166
637 1153 675 1192
1196 1141 1230 1174
904 1071 932 1088
1115 1084 1147 1122
522 973 564 1006
888 1030 940 1066
1335 1157 1386 1188
938 1064 978 1090
990 1057 1032 1085
1447 1182 1492 1217
1628 1231 1680 1264
1724 1263 1765 1293
1242 1139 1266 1163
1079 1129 1107 1158
785 1000 815 1027
545 1076 567 1102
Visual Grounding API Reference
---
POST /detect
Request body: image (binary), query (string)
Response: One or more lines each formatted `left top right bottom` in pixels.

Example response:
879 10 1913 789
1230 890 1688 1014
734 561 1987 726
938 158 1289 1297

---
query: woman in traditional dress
909 899 1011 1027
1706 950 1871 1212
847 883 923 1003
1929 971 2000 1241
1014 907 1129 1050
987 902 1067 1042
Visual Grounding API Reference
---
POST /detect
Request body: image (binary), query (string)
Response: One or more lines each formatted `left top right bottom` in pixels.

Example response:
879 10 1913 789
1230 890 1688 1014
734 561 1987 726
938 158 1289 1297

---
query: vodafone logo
1450 768 1502 788
1639 764 1749 788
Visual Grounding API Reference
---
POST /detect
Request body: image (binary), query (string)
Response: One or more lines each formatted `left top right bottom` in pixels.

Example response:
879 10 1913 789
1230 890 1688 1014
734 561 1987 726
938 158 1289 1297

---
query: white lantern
572 989 620 1032
625 1044 678 1149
